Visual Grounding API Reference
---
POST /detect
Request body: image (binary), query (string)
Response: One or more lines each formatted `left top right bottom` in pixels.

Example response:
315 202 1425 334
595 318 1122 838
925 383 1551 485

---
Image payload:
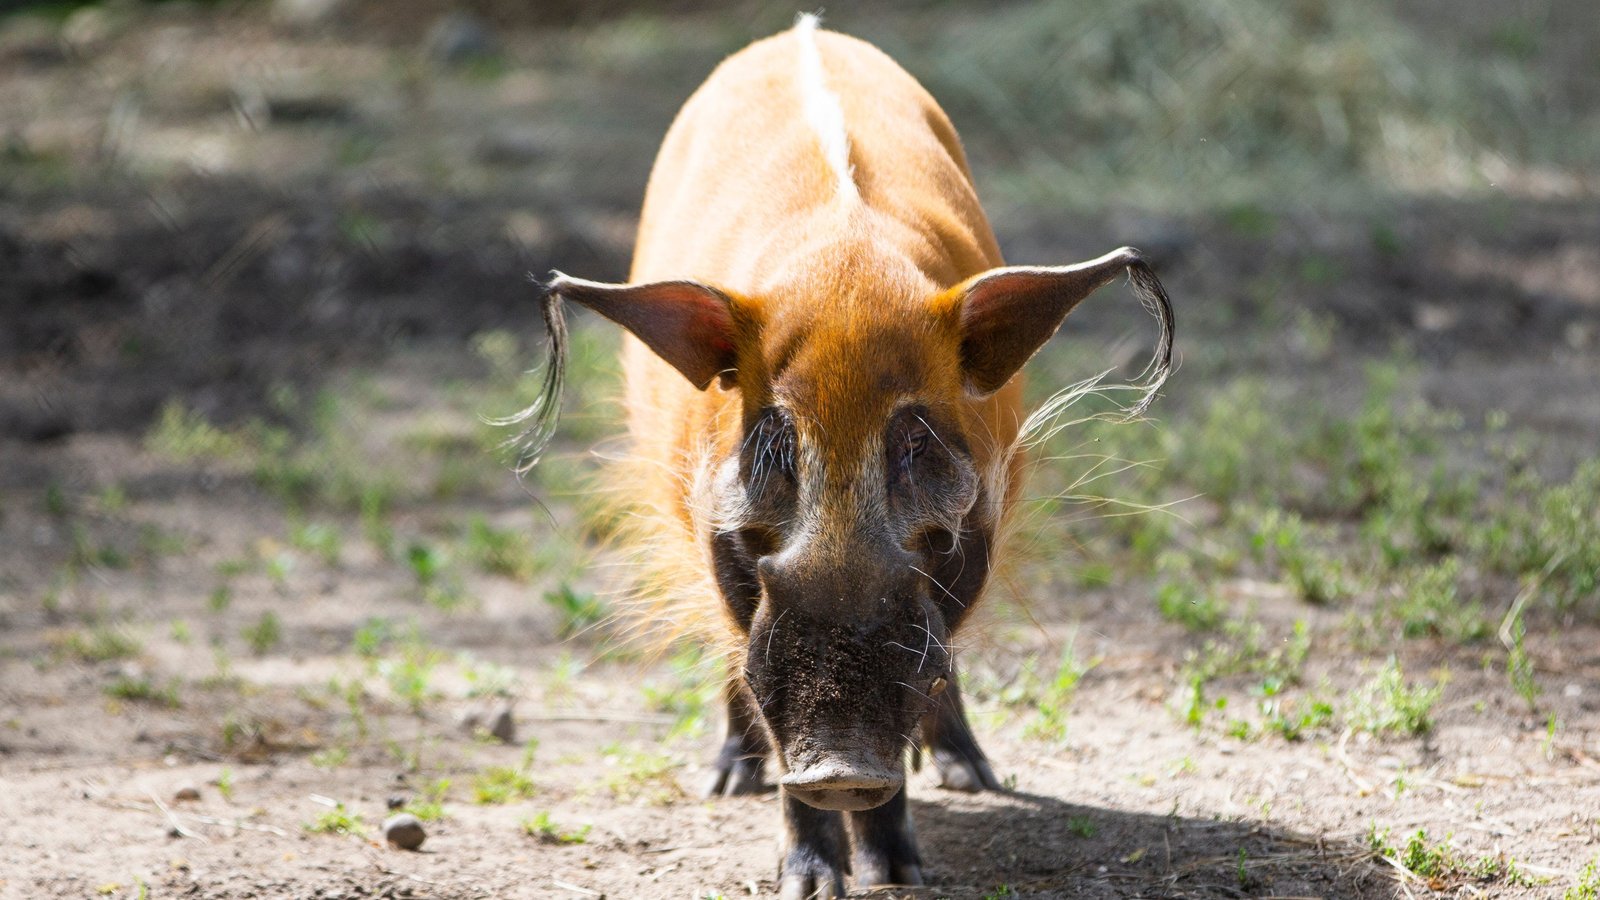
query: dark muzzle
780 753 902 810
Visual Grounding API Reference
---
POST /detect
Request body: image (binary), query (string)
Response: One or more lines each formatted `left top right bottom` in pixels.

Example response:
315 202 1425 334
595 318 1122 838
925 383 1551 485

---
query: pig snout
780 752 902 811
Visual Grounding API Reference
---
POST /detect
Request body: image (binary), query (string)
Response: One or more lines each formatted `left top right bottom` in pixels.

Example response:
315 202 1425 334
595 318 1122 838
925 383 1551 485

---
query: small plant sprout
472 765 537 805
1365 827 1537 889
544 583 604 637
310 747 349 770
242 611 283 655
405 541 446 586
639 646 716 740
1506 612 1541 712
599 744 685 805
104 675 179 708
305 801 364 836
374 627 443 713
59 626 141 663
145 402 245 462
1345 657 1444 737
462 656 518 698
264 551 295 589
1567 857 1599 900
1156 576 1224 632
289 520 343 567
404 778 451 821
352 617 391 659
1542 714 1560 761
523 810 591 844
464 516 541 581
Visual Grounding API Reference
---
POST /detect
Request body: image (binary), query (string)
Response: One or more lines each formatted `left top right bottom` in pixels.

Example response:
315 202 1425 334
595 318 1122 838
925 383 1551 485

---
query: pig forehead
768 305 956 381
769 324 942 430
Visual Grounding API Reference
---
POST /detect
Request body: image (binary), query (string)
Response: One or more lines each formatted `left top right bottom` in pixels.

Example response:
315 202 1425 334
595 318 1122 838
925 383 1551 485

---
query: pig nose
781 755 902 811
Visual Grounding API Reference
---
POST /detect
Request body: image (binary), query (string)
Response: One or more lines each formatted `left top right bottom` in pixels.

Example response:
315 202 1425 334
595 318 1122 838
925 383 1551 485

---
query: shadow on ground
895 789 1391 898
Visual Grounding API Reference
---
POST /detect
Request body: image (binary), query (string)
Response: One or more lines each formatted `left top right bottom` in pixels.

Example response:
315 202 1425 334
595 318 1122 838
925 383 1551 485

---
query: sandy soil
2 3 1599 898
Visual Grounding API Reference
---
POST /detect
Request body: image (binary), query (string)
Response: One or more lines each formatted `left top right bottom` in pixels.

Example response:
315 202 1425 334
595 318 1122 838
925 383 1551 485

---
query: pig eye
904 428 929 461
747 407 796 486
929 675 948 697
895 425 929 476
886 410 937 489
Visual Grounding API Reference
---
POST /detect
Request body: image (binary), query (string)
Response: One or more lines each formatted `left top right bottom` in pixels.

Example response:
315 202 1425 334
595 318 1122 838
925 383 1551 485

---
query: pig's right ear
546 272 740 390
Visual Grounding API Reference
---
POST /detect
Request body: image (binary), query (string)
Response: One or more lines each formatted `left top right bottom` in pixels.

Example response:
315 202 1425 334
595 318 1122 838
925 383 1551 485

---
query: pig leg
921 672 1002 792
848 784 924 887
703 678 770 797
779 788 849 900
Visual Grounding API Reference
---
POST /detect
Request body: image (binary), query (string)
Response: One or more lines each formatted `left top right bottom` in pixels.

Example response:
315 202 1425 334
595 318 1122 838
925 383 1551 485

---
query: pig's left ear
547 273 740 390
952 247 1174 396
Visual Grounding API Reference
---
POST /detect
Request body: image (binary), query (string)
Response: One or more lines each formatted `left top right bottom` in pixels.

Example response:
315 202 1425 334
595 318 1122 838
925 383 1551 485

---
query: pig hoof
703 750 768 798
854 858 924 888
931 748 1001 792
779 871 843 900
849 786 922 888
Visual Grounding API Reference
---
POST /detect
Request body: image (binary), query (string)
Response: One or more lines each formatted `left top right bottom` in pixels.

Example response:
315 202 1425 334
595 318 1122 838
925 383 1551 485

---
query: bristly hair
978 254 1178 648
1123 256 1176 418
1014 251 1176 452
488 272 569 476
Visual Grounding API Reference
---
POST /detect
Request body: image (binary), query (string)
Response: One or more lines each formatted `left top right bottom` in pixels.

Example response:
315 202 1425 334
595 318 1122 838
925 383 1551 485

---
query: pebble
487 703 516 744
383 813 426 851
386 794 407 811
425 12 496 65
477 127 551 166
173 785 201 801
60 6 123 54
272 0 346 27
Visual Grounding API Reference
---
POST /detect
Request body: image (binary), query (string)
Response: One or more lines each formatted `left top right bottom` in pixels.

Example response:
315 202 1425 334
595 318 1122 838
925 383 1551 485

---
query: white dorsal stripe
794 13 858 201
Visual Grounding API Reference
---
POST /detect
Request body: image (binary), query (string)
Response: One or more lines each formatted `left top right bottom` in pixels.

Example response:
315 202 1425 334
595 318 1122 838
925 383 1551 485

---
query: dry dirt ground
3 3 1600 899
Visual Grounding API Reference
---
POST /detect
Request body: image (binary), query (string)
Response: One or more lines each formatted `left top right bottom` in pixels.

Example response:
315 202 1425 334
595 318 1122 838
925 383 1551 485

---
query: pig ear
546 272 740 390
954 247 1174 397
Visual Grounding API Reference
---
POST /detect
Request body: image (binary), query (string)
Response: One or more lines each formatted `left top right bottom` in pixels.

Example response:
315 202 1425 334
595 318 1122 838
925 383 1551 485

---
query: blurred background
2 1 1598 897
4 0 1597 450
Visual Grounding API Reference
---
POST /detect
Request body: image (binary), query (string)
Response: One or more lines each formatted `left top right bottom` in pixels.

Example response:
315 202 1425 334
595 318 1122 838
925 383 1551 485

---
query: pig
507 15 1174 899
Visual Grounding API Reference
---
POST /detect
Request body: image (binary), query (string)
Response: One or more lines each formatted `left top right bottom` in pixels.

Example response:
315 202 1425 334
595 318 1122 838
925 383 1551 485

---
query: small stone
386 794 407 810
477 127 552 166
456 708 483 735
272 0 346 27
1415 303 1459 332
60 6 123 54
1564 683 1582 698
383 813 426 851
1566 321 1595 350
487 703 516 744
425 12 496 65
173 785 201 802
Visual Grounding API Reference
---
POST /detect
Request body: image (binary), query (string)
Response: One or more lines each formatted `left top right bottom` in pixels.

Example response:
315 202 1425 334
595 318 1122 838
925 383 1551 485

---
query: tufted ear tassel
953 247 1174 412
546 272 740 391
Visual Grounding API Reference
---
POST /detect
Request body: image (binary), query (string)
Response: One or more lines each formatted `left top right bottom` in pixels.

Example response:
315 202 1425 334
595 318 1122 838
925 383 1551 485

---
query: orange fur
608 24 1029 657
